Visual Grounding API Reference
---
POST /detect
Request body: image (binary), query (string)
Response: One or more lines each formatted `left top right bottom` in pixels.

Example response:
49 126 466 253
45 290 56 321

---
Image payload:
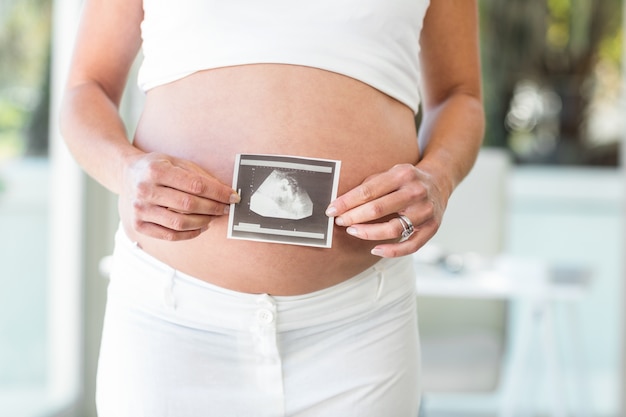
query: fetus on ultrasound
250 170 313 220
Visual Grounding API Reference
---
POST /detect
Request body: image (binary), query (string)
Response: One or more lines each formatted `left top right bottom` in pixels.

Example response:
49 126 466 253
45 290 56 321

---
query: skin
60 0 484 295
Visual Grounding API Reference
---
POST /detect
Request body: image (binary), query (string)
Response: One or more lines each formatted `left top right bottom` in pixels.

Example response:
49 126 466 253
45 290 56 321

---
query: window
0 0 53 414
1 0 86 415
480 0 622 166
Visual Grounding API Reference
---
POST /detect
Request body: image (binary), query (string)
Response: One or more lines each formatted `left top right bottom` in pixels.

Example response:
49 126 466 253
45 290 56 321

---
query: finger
133 221 206 241
168 165 239 204
370 219 439 258
133 203 215 234
327 171 398 216
370 239 421 258
334 186 419 227
346 217 407 241
327 164 422 225
136 182 230 216
143 158 239 204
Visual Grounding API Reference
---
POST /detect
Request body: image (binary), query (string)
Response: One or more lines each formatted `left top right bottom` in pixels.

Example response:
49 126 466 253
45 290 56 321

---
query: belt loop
373 263 385 302
163 269 177 309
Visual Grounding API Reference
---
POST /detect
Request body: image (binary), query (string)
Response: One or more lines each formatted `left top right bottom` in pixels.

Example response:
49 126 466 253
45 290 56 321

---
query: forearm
60 81 143 195
417 91 485 201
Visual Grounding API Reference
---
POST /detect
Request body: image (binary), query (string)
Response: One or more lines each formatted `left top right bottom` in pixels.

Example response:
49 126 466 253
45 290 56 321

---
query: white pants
96 228 421 417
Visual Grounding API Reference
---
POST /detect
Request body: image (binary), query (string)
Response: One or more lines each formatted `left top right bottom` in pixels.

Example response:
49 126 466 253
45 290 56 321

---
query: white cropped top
138 0 431 113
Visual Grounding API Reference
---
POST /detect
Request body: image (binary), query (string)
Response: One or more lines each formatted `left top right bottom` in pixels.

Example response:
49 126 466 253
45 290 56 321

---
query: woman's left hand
325 163 448 258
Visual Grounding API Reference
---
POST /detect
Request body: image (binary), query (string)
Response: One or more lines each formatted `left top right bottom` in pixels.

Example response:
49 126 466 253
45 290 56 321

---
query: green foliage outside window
0 0 52 160
480 0 623 165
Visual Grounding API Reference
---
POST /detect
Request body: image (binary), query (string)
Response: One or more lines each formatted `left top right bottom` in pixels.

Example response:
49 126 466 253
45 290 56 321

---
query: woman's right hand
119 152 240 241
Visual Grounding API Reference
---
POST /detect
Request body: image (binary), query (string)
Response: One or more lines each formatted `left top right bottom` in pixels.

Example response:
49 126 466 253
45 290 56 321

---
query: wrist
116 146 145 193
414 158 455 202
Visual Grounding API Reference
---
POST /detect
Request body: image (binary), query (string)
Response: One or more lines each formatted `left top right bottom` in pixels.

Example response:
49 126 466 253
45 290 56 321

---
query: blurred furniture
415 148 592 417
416 147 511 396
415 254 591 417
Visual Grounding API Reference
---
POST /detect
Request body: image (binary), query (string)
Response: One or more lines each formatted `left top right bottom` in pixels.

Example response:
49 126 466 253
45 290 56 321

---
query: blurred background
0 0 623 416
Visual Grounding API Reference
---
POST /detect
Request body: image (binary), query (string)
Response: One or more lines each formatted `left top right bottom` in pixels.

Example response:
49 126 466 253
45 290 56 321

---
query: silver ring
398 214 415 242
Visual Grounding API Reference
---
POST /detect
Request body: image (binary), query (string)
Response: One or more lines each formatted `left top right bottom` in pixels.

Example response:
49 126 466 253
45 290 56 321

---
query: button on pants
96 228 421 417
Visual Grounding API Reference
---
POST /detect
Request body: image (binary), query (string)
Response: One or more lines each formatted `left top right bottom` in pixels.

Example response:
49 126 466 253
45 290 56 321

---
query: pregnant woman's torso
125 64 420 295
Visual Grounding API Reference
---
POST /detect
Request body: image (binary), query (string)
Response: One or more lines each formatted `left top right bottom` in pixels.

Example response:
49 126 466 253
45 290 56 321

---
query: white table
414 254 591 417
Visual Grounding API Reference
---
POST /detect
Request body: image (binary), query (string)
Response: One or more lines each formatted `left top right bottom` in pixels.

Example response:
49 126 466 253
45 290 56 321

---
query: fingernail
346 227 358 236
229 193 241 204
371 248 385 257
325 206 337 216
223 205 230 214
335 217 345 226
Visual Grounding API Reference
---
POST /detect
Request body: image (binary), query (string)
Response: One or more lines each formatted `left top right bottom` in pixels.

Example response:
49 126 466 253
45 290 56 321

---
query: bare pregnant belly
125 64 420 295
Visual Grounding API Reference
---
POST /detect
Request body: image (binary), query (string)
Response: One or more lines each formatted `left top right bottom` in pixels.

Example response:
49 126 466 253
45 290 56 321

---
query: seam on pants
163 269 177 309
373 264 385 302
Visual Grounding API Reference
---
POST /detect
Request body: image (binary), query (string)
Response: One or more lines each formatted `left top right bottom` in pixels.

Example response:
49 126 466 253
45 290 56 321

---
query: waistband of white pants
108 225 416 332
